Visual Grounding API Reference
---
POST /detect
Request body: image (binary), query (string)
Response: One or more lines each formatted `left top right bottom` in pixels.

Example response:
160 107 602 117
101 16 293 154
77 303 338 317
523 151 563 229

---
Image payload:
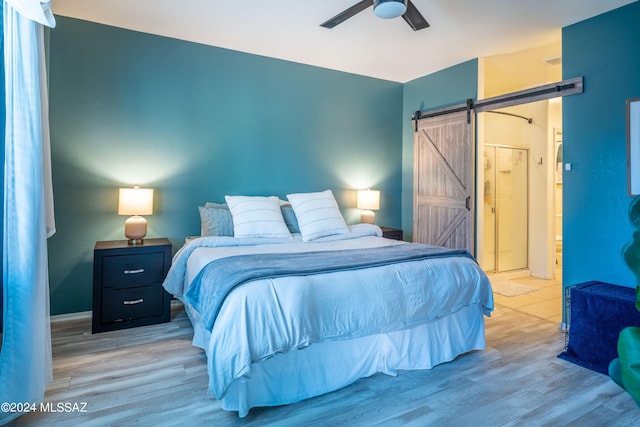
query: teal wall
562 1 640 290
47 17 403 315
400 61 479 240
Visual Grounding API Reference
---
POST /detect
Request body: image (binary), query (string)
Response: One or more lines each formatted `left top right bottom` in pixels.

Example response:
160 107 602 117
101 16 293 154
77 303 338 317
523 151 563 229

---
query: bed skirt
181 303 486 417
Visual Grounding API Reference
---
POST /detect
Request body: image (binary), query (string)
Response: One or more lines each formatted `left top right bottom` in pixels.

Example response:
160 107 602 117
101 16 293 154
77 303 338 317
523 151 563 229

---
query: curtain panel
0 1 55 424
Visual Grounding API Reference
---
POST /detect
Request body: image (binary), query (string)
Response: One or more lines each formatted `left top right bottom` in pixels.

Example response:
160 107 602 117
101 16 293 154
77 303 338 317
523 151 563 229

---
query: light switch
565 163 572 171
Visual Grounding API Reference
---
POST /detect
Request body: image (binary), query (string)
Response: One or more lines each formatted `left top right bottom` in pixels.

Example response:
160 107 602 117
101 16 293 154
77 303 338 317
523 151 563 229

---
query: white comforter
163 224 494 399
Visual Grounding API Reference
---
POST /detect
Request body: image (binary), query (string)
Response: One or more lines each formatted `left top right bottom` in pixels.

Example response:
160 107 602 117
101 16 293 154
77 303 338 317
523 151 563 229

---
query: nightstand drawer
102 253 165 288
380 226 403 241
101 285 165 323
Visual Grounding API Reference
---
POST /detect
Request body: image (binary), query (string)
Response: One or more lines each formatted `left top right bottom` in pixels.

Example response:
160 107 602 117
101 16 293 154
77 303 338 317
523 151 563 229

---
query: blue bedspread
184 243 474 331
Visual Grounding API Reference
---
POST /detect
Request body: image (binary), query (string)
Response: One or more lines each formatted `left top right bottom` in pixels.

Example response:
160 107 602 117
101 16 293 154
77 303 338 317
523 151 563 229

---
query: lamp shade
118 187 153 216
357 189 380 211
374 0 407 19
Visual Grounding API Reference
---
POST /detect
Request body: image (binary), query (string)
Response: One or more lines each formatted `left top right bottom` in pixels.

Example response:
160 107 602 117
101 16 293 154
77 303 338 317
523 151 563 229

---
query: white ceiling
51 0 636 83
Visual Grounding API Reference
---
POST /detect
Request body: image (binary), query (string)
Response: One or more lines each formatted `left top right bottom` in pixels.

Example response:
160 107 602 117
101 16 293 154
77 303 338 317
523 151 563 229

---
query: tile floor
489 266 563 326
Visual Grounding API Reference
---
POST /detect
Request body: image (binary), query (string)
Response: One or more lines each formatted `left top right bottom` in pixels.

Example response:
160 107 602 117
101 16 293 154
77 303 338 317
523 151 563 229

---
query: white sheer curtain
0 1 56 424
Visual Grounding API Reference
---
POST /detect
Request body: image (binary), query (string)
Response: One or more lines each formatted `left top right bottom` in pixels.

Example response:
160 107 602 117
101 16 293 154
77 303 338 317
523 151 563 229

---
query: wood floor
9 301 639 427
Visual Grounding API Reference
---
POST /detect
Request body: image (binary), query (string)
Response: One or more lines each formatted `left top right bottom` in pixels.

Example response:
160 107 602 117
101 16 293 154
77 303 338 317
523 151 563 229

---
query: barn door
413 110 475 254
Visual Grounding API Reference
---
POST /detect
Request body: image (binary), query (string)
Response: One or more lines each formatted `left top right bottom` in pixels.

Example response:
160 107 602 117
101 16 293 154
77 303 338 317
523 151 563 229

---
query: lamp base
124 215 147 244
361 210 376 224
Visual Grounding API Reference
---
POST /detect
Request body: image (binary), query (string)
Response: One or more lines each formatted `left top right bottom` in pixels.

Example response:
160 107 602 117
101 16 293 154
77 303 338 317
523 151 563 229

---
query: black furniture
380 226 403 241
92 238 172 333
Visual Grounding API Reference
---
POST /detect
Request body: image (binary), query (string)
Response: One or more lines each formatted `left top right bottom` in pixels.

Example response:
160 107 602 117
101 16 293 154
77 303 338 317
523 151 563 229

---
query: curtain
0 0 55 424
5 0 54 27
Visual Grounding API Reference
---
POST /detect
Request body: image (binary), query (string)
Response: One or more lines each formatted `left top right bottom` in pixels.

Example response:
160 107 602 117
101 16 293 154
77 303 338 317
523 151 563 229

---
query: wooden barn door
413 110 475 254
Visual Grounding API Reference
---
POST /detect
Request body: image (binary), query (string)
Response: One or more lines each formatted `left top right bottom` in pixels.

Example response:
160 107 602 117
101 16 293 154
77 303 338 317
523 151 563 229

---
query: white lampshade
357 189 380 224
357 189 380 210
374 0 407 19
118 187 153 216
118 187 153 243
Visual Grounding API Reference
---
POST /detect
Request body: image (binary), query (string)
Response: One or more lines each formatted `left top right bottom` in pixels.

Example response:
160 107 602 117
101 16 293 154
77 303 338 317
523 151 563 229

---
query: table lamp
357 189 380 224
118 186 153 244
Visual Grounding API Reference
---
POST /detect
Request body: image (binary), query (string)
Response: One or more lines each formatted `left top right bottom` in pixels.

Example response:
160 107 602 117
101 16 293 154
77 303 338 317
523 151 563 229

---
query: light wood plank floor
8 301 639 427
491 267 564 326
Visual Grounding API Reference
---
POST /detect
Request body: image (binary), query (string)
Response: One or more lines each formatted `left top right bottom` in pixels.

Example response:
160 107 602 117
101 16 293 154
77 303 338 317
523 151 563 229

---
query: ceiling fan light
374 0 407 19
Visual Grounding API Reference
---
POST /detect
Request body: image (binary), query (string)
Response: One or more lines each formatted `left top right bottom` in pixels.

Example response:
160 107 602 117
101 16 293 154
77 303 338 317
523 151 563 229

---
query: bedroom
38 0 640 318
2 0 640 424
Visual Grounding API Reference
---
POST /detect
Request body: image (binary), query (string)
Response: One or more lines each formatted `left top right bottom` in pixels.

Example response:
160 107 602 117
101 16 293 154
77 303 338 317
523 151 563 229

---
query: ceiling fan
321 0 430 31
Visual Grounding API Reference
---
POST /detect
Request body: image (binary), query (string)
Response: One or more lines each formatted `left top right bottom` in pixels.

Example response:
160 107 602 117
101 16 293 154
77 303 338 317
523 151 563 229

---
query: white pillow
286 190 349 241
224 195 292 239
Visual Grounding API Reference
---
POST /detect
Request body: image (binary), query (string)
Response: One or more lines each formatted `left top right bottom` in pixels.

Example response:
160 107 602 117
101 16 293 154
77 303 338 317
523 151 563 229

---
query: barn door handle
465 196 471 211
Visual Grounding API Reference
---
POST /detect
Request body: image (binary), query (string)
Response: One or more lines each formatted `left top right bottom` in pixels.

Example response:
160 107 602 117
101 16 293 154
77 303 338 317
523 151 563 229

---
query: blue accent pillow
280 204 300 234
199 204 233 237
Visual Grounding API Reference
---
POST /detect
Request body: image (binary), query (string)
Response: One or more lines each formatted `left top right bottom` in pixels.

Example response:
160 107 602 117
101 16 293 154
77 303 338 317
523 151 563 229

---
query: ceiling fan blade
402 0 430 31
320 0 373 29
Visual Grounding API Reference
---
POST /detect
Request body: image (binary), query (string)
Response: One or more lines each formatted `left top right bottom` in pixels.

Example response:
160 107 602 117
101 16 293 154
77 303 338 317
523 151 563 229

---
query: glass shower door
483 146 528 273
482 146 497 272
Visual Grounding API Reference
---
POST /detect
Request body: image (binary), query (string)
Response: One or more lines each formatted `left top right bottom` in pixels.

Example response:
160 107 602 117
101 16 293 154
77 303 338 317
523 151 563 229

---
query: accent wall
47 17 403 315
562 1 640 291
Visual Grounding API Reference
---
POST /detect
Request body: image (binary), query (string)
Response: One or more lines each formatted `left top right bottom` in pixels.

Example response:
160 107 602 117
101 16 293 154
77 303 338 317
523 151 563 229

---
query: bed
162 190 493 417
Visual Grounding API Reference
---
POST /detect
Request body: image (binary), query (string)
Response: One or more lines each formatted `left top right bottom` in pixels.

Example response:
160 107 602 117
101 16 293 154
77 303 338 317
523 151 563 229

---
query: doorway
476 98 562 280
476 99 564 326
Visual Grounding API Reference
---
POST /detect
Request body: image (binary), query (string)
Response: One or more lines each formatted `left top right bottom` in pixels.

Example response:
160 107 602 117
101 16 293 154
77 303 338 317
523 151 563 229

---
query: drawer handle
124 268 145 275
123 298 144 305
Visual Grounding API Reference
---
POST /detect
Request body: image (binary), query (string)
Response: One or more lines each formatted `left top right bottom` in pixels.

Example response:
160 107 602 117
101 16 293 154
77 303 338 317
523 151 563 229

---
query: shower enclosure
482 145 529 273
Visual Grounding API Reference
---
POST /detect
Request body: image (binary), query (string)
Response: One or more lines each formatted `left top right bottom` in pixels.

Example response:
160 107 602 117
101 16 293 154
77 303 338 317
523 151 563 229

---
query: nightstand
92 238 172 333
380 226 403 241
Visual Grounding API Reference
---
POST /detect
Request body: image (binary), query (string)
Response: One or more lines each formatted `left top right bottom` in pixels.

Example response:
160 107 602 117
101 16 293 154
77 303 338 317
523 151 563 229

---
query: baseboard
50 310 91 323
